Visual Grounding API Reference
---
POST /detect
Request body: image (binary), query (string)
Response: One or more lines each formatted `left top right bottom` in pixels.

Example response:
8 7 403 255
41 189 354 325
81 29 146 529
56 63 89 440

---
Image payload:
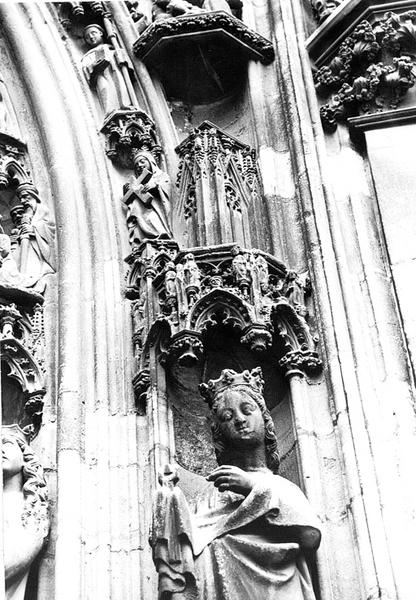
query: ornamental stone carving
151 367 321 599
311 0 342 25
0 135 54 437
101 109 161 169
125 240 321 409
176 122 261 247
314 11 416 131
2 425 49 600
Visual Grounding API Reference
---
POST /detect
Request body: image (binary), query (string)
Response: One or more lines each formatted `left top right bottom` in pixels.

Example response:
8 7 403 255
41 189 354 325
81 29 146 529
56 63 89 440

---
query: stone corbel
279 349 323 377
167 330 203 367
133 368 151 414
240 324 273 354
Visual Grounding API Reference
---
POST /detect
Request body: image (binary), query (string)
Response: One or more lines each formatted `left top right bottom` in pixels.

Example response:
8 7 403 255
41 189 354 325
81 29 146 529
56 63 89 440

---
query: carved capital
279 350 323 376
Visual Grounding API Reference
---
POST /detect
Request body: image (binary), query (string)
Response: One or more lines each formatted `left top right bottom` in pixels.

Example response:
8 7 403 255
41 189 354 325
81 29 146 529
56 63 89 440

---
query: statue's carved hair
14 437 49 531
210 385 280 473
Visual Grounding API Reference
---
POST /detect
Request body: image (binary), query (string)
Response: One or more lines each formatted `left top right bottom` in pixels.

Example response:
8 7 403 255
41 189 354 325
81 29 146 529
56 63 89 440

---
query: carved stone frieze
133 11 274 63
176 122 261 247
314 11 416 131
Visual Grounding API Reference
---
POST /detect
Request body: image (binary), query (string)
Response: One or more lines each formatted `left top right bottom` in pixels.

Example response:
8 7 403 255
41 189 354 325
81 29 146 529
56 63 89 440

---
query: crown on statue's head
199 367 264 407
2 424 29 445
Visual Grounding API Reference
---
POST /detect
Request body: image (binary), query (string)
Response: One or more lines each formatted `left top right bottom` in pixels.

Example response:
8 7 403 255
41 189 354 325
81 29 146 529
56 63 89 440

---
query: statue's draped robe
82 44 131 115
152 470 320 600
3 497 47 600
21 204 55 292
124 168 172 243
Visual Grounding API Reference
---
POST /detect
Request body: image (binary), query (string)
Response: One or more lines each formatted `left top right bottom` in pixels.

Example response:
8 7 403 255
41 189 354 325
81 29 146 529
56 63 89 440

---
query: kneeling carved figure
151 367 321 599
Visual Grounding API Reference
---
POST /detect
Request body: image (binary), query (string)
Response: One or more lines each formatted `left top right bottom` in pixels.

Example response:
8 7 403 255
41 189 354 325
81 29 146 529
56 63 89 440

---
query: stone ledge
348 106 416 131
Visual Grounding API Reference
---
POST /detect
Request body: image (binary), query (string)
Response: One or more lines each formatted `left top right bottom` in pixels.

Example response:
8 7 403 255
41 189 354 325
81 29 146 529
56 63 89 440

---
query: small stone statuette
2 425 49 600
151 367 321 599
123 150 172 245
81 24 133 116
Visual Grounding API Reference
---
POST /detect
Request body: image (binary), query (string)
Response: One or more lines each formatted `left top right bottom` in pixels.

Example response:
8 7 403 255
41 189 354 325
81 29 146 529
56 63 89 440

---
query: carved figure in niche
253 252 269 292
231 247 251 295
13 186 55 293
81 24 133 116
182 253 201 305
285 270 307 308
0 233 27 288
2 425 49 600
183 253 200 289
151 367 321 599
123 150 172 245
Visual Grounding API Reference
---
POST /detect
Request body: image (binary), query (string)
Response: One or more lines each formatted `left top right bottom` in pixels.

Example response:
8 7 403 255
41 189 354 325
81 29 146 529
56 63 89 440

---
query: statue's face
216 389 264 448
2 436 24 480
85 26 104 47
134 155 151 175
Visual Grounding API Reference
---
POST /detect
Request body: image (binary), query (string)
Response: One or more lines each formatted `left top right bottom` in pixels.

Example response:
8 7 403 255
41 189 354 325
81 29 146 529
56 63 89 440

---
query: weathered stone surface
151 368 321 599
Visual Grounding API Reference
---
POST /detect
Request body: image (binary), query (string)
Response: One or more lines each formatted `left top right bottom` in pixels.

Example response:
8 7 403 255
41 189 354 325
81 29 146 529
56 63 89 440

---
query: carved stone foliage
311 0 343 25
315 11 416 131
175 122 261 247
126 241 320 407
133 12 274 103
0 134 54 438
2 425 49 600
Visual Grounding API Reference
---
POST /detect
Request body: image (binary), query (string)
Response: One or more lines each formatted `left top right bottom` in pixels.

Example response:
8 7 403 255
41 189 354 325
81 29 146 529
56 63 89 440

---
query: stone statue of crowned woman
2 425 49 600
151 367 321 600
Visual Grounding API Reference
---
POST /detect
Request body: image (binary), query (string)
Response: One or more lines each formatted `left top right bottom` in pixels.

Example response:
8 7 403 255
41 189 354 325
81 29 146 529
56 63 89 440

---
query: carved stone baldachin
125 240 320 376
102 109 162 169
133 12 274 103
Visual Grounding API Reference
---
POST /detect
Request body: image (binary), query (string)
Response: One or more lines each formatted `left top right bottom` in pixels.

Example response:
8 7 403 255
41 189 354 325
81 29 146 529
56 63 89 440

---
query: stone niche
133 11 275 104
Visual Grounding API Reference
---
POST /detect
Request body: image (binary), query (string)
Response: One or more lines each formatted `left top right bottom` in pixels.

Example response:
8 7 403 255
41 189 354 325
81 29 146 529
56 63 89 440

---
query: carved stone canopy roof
133 11 275 103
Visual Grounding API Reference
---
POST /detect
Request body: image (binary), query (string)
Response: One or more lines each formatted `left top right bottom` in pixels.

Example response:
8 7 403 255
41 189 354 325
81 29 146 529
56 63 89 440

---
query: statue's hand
207 465 255 497
20 223 34 236
142 178 156 193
